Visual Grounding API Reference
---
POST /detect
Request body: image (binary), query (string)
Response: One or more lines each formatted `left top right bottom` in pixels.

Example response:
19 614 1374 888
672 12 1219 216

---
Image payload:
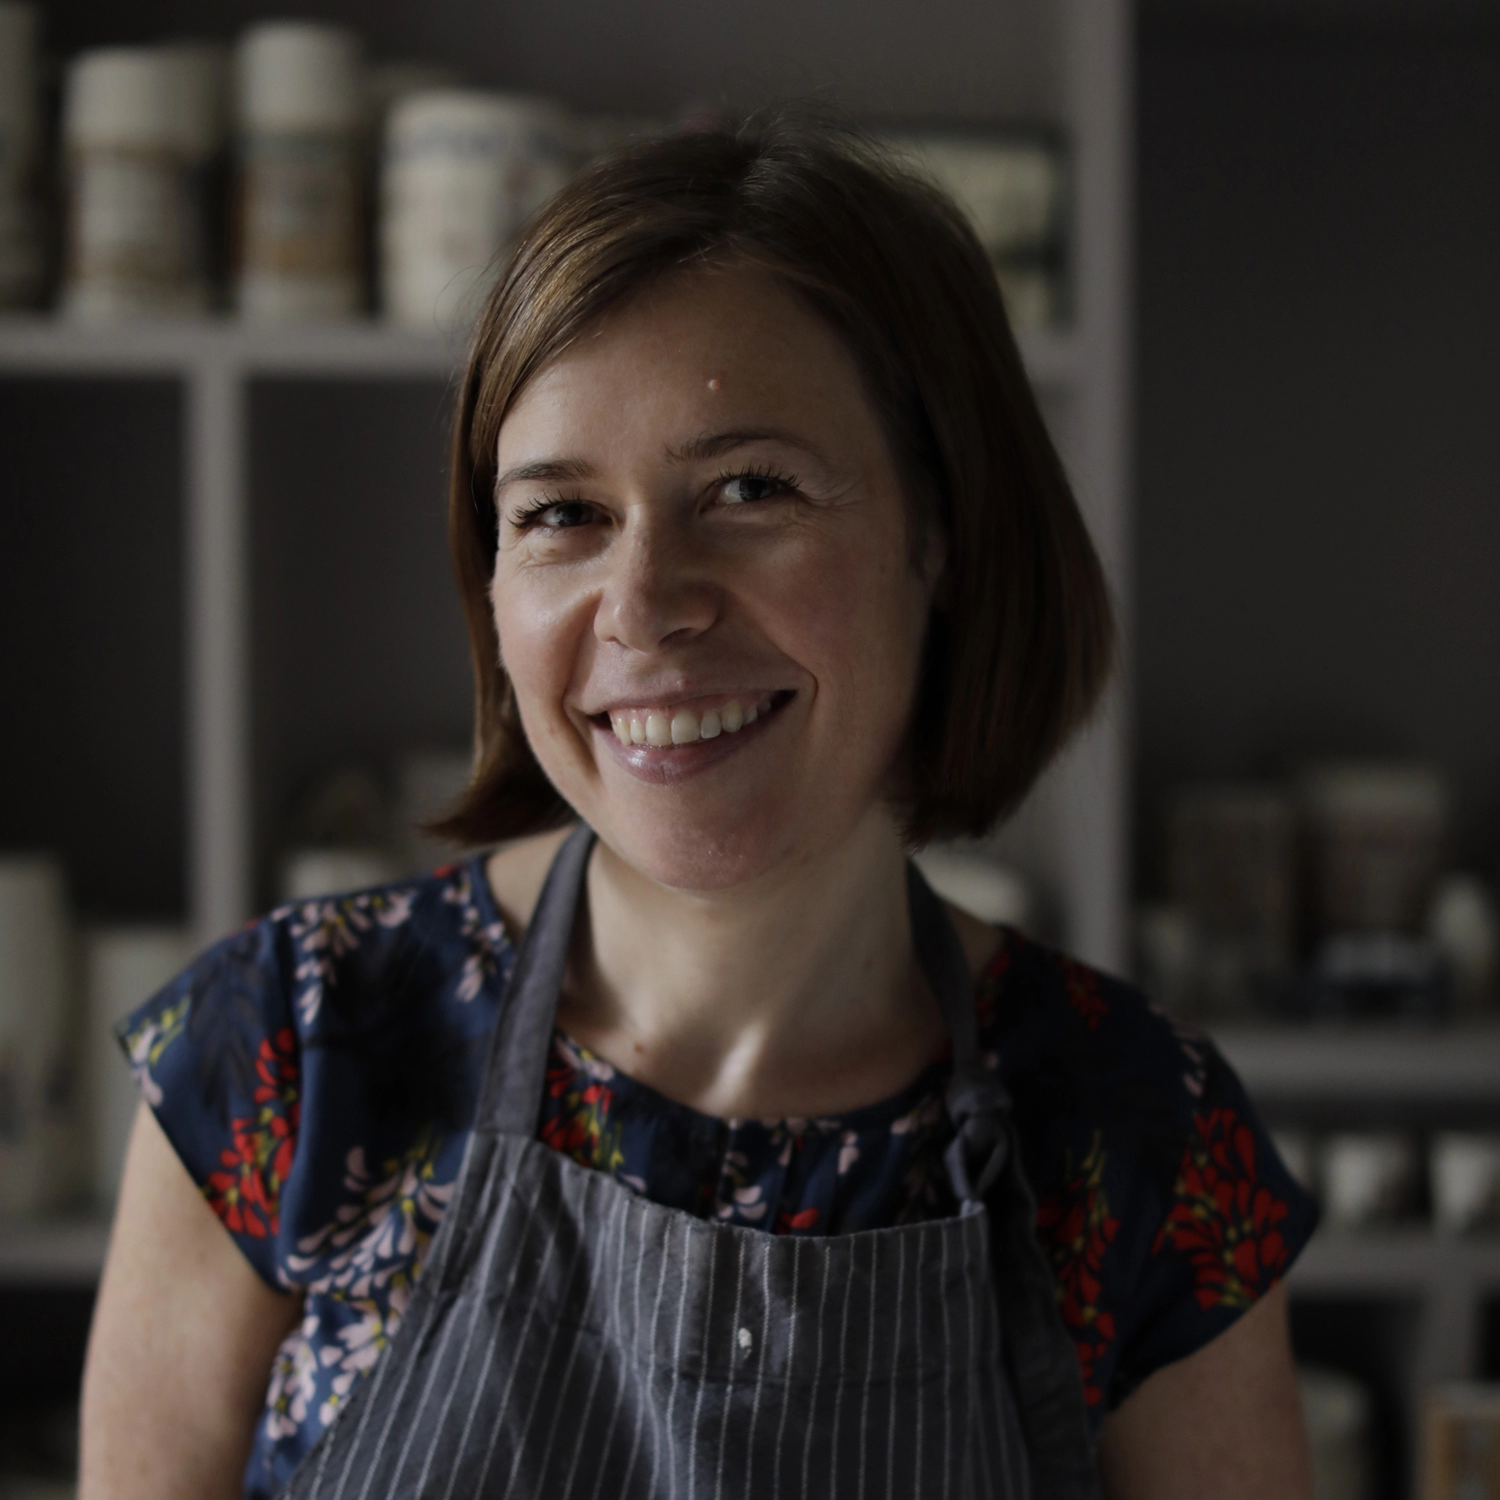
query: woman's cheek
492 573 588 731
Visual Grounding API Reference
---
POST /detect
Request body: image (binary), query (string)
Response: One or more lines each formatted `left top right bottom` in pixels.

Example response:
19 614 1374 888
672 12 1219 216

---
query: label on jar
65 147 199 312
238 132 363 280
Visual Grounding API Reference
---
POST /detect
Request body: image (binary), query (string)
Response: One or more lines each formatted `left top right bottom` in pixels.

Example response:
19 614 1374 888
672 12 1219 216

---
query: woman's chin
585 805 806 894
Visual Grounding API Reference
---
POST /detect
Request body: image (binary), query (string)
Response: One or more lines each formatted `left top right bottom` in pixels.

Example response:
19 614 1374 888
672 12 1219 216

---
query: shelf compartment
0 377 186 920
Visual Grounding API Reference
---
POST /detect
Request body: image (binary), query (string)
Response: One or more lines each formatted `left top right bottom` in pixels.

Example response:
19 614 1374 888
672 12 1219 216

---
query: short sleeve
116 917 300 1289
1111 1043 1319 1400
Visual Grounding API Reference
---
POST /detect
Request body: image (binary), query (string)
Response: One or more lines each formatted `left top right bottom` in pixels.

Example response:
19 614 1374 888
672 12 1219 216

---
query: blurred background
0 0 1497 1496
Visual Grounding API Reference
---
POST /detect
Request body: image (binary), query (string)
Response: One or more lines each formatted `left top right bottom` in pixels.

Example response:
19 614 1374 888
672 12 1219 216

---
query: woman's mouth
587 690 795 782
601 691 788 747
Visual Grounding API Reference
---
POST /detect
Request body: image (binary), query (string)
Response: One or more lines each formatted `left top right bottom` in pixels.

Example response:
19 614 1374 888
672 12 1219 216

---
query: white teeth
609 696 776 747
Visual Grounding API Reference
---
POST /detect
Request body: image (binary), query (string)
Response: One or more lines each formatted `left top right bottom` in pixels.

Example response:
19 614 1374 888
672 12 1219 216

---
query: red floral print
1062 958 1108 1031
1153 1106 1290 1310
775 1207 821 1234
1035 1132 1120 1405
541 1038 624 1173
205 1027 299 1238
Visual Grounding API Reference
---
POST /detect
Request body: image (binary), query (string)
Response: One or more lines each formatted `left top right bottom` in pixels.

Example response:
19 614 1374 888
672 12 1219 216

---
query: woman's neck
560 809 948 1119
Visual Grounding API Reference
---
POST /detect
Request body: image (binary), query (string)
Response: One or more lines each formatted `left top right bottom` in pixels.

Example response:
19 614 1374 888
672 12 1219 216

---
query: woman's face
490 264 940 891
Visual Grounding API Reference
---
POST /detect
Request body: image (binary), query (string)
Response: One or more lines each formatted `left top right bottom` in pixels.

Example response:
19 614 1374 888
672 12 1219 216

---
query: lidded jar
0 1 43 308
233 21 365 322
61 46 210 319
380 89 571 330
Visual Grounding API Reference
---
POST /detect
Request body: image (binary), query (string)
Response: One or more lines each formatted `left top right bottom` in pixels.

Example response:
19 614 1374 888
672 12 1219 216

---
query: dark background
1136 13 1500 884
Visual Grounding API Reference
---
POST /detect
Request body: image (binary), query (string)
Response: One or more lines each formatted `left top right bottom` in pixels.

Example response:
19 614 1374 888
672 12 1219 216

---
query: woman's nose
593 522 719 653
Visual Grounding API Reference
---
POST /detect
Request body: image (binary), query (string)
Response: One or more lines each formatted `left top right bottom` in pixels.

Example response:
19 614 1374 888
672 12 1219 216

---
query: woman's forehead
496 267 877 464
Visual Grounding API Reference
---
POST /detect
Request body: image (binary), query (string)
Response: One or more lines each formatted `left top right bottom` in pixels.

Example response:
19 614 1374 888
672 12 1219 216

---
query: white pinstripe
769 1236 800 1500
437 1173 563 1500
711 1234 748 1500
392 1164 519 1494
940 1228 953 1500
493 1170 601 1500
583 1179 643 1500
966 1216 995 1500
799 1240 831 1500
618 1207 673 1498
425 1164 540 1498
646 1214 686 1500
741 1241 774 1500
912 1227 926 1499
557 1190 630 1498
858 1235 880 1496
885 1231 906 1499
353 1198 484 1500
663 1218 696 1500
315 1122 501 1498
685 1227 721 1500
322 1253 412 1500
609 1194 657 1500
828 1238 857 1497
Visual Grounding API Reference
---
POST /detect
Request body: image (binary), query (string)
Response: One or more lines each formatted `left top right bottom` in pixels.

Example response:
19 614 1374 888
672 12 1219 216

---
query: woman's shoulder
122 858 514 1060
115 858 517 1266
979 929 1318 1415
978 928 1211 1131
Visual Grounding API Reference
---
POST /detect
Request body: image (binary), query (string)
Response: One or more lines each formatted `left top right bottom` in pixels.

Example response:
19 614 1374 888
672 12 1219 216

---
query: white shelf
0 1219 109 1288
1214 1024 1500 1106
1293 1229 1500 1294
0 318 462 379
0 316 1085 394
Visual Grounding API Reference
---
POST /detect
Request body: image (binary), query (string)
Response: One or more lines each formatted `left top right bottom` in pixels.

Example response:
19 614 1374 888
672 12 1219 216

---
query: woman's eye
720 471 794 505
541 501 593 528
513 498 594 531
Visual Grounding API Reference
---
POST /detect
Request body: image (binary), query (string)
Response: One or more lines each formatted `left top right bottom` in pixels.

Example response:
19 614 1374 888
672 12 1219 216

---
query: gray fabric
278 825 1099 1500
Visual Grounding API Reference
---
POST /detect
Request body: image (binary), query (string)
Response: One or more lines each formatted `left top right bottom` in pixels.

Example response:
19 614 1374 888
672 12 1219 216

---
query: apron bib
278 826 1100 1500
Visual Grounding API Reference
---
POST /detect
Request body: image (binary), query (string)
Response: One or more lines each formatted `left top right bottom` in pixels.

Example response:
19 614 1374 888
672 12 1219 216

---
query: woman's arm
79 1103 302 1500
1096 1284 1313 1500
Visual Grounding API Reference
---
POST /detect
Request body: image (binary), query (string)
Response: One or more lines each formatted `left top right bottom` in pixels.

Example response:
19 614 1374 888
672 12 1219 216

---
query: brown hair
436 112 1114 849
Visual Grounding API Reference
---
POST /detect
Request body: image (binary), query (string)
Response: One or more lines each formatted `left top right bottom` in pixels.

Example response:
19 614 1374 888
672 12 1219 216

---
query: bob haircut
436 112 1114 849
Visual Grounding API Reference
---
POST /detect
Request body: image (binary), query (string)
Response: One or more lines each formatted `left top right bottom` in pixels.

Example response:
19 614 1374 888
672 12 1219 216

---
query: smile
588 690 795 783
604 692 785 748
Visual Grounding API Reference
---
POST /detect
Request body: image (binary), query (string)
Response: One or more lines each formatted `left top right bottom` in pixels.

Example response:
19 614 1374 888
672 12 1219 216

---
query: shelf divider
186 358 251 946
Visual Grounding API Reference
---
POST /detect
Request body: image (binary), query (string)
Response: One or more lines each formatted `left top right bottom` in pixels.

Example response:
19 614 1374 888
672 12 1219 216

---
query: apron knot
944 1067 1013 1203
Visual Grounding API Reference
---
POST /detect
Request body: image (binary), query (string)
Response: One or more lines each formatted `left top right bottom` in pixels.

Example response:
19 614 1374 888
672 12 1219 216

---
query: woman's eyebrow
668 428 828 464
493 456 597 492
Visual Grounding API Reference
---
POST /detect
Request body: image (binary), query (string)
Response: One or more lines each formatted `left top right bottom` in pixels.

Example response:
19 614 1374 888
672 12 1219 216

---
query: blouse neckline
464 852 991 1138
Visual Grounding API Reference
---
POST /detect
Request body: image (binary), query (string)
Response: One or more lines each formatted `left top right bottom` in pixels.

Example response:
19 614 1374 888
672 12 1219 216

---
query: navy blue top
118 857 1317 1499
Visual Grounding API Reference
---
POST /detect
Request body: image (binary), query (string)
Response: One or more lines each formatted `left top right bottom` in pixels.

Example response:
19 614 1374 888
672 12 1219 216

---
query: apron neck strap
907 860 1014 1204
477 825 1011 1206
476 821 597 1137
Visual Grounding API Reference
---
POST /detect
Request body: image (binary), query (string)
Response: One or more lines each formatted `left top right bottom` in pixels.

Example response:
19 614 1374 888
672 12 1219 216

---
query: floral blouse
119 857 1316 1500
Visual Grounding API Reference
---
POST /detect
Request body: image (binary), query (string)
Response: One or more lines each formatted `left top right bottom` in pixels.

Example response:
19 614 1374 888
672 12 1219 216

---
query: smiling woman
80 116 1316 1500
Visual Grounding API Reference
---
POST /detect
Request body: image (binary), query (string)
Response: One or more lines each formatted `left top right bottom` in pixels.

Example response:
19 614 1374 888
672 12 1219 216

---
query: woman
81 119 1316 1499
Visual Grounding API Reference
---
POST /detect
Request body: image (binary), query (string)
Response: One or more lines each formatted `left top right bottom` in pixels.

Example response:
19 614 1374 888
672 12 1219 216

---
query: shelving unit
0 317 1102 949
0 0 1134 1490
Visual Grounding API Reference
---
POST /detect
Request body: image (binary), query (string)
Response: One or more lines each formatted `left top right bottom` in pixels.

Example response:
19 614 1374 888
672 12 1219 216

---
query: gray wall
1136 25 1500 878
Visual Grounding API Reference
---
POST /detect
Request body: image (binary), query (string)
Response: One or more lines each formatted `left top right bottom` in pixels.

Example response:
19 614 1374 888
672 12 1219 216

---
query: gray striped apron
279 826 1101 1500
